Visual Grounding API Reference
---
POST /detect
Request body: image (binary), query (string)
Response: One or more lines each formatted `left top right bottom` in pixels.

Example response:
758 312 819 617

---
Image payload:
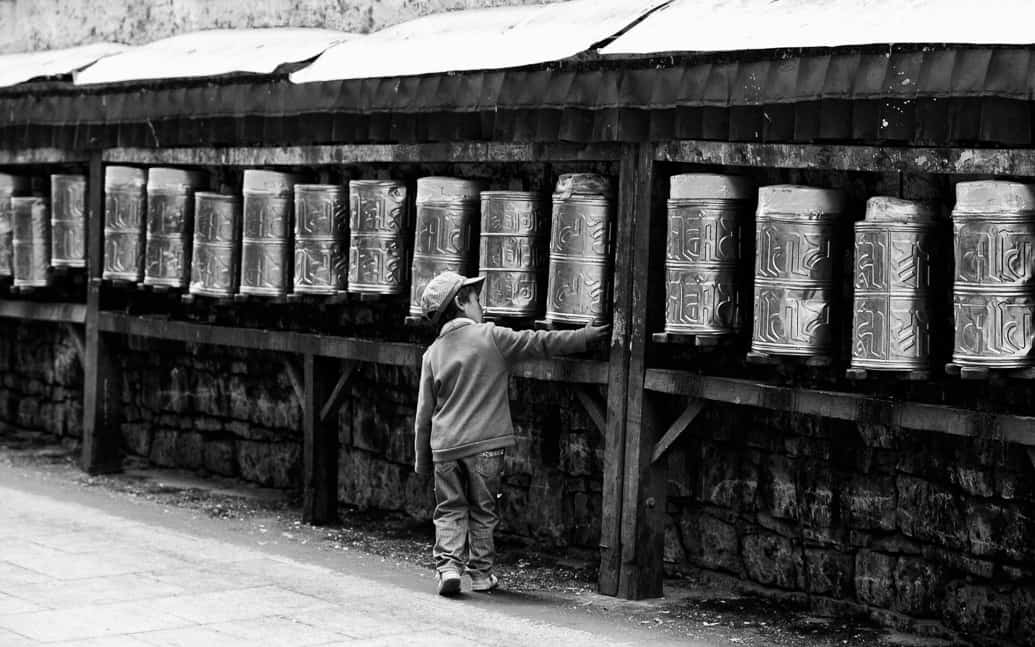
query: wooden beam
81 152 122 474
303 353 338 525
282 358 304 408
651 399 705 464
0 149 88 165
104 142 622 166
572 385 606 435
63 323 86 366
319 362 356 424
656 140 1035 176
512 357 608 384
644 368 1035 446
0 301 87 324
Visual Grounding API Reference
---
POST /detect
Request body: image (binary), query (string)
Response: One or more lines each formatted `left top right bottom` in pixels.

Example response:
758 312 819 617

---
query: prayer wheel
546 173 614 325
850 197 940 371
294 184 348 294
240 170 300 297
0 174 30 278
751 185 848 357
102 166 147 282
144 168 207 288
952 181 1035 367
189 192 242 297
348 180 409 295
664 173 754 338
11 196 51 288
50 174 87 269
478 191 546 318
409 177 480 316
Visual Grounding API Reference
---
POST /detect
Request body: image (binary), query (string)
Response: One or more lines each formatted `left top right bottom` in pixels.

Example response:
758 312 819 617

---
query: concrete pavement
0 466 698 647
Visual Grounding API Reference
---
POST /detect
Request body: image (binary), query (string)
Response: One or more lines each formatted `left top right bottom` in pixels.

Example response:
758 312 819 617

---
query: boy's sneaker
470 572 499 592
436 569 462 596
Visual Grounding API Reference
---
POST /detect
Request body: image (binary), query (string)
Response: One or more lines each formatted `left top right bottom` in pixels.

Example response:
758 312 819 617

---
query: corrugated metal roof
74 28 355 85
0 42 128 88
602 0 1035 55
290 0 670 83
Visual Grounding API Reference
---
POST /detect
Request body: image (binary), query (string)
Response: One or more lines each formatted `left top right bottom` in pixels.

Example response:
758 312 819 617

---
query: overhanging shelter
1 0 1035 604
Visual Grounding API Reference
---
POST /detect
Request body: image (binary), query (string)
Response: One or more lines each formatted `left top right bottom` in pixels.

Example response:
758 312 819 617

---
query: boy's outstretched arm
414 355 434 475
490 322 611 363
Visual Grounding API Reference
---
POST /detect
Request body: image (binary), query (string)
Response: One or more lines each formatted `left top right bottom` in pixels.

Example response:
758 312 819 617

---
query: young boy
414 270 610 596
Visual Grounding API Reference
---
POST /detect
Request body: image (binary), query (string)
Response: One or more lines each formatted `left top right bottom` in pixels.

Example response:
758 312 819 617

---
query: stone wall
0 0 565 53
0 319 83 440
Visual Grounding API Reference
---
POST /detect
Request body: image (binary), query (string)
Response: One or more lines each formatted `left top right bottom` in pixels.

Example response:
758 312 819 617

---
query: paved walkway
0 468 696 647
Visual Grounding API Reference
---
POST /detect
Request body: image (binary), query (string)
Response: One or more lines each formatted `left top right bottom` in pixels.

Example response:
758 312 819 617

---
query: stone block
798 466 834 530
351 405 387 455
664 516 686 565
337 448 405 511
236 440 301 488
149 429 179 467
892 557 943 616
226 374 252 421
965 501 1032 562
1011 587 1035 647
896 476 965 551
559 430 599 477
225 421 282 442
761 454 797 520
121 422 152 457
804 548 854 597
699 443 758 511
741 532 802 590
16 397 39 429
854 550 894 608
942 581 1013 638
842 475 896 531
193 417 223 433
203 440 236 476
950 465 995 498
175 432 204 470
856 423 899 449
683 513 740 574
385 415 415 465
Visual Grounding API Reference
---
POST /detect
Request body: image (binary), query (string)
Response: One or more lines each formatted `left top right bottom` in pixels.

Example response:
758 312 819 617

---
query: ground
0 431 961 647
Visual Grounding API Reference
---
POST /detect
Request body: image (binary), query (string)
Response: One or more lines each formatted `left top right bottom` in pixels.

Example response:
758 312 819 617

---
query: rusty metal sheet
0 43 127 88
76 29 353 85
291 0 669 83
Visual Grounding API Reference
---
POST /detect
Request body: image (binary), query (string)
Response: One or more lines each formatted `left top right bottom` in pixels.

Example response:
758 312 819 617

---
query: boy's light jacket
414 318 588 474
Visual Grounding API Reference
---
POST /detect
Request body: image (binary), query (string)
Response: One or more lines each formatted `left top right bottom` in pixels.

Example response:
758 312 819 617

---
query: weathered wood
657 141 1035 176
618 143 665 600
651 399 705 464
0 149 88 165
572 385 607 435
282 358 304 407
81 153 122 474
319 362 356 424
511 358 608 384
303 353 339 525
104 142 623 166
63 323 86 365
645 368 1035 446
0 301 87 324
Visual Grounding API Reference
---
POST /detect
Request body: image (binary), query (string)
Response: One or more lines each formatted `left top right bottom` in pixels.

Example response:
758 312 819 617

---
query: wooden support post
651 399 705 464
618 143 664 600
572 385 606 435
82 152 122 474
303 353 339 525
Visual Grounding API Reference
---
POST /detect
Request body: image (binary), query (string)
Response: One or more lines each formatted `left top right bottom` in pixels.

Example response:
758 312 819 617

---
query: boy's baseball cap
420 271 485 325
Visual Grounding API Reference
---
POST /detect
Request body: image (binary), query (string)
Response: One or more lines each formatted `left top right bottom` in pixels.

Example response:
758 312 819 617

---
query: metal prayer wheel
240 170 300 296
11 197 51 288
409 177 480 316
144 168 207 288
102 166 147 282
751 185 848 357
294 184 347 294
348 180 409 294
190 192 242 297
50 174 87 269
851 197 939 371
478 191 546 318
664 173 754 338
952 181 1035 367
0 174 30 278
546 173 614 325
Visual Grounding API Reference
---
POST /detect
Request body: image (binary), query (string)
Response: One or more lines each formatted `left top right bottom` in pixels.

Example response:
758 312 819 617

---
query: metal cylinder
348 180 409 295
665 174 754 338
12 196 51 288
546 173 614 325
190 192 242 297
951 181 1035 367
0 174 30 278
144 168 207 288
409 177 480 316
50 174 87 269
478 191 546 318
240 170 300 296
851 197 940 370
751 185 848 357
294 184 347 295
102 166 147 282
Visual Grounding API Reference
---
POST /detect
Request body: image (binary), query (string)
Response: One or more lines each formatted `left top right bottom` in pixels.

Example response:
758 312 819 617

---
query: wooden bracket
650 399 705 464
319 362 356 423
63 323 86 366
1027 448 1035 471
283 357 304 408
573 384 607 435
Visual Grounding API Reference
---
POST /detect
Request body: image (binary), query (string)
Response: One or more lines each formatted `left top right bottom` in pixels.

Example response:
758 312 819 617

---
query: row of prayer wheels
665 174 1035 371
0 173 87 287
101 167 614 324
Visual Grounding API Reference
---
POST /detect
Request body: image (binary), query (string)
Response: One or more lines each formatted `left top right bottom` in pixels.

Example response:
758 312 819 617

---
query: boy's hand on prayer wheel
585 322 612 346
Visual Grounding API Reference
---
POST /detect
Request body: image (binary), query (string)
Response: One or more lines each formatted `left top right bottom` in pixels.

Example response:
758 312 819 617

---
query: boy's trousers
432 449 505 577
